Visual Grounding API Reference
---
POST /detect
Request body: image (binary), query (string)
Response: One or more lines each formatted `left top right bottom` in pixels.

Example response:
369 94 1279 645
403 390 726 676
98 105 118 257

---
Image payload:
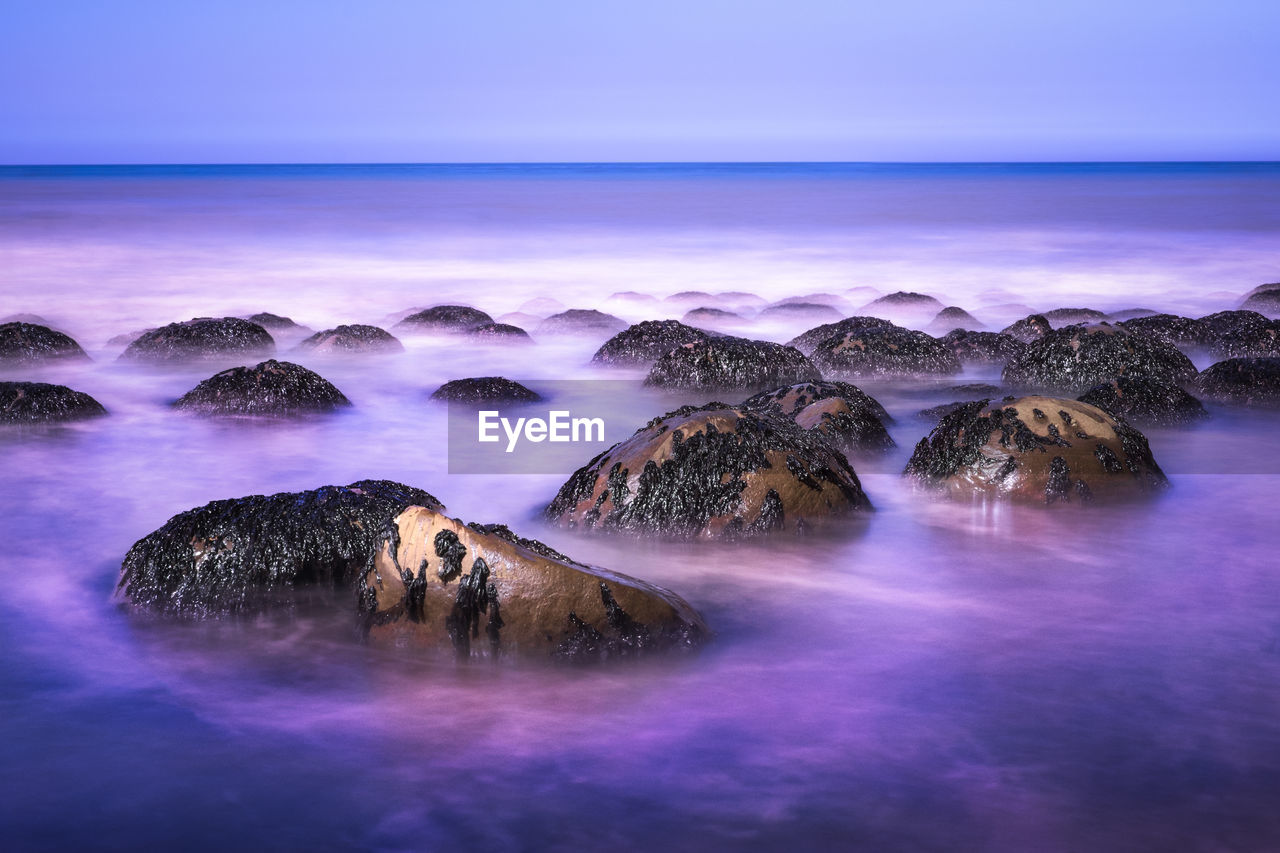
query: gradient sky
2 0 1277 163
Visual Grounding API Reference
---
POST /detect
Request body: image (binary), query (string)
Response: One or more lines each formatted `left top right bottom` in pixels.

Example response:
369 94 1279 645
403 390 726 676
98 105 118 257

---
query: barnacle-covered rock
1240 284 1280 317
1000 314 1052 343
809 326 961 378
905 397 1168 503
861 291 944 321
0 322 90 365
0 381 107 423
592 320 710 367
244 312 307 333
940 329 1027 365
927 306 982 333
536 309 627 336
294 324 404 354
1196 358 1280 407
1076 376 1208 427
119 317 275 364
742 381 894 452
394 305 494 333
644 337 820 392
757 302 843 323
466 322 532 342
1042 307 1106 326
786 316 895 356
1119 314 1206 348
544 403 872 537
173 360 351 417
1002 323 1196 393
1197 311 1280 358
430 377 542 404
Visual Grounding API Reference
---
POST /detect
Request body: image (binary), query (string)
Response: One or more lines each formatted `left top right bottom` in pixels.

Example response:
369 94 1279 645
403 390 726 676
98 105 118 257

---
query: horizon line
2 159 1279 169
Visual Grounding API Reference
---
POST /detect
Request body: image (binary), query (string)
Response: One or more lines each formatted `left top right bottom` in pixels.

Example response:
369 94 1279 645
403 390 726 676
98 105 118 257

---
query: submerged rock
536 309 628 336
1000 314 1052 343
863 292 944 313
545 403 871 537
173 360 351 417
1197 311 1280 358
644 337 821 392
0 322 90 365
905 396 1168 503
430 377 542 404
1119 314 1206 348
244 312 306 332
0 381 108 423
927 306 982 333
786 316 896 357
809 326 961 378
1042 307 1106 326
681 308 746 329
757 302 843 322
1106 308 1161 322
116 480 706 660
940 329 1027 365
394 305 494 333
1002 323 1197 393
294 324 404 354
592 320 710 367
466 322 532 342
1077 377 1209 426
742 381 894 453
1196 358 1280 407
119 317 275 364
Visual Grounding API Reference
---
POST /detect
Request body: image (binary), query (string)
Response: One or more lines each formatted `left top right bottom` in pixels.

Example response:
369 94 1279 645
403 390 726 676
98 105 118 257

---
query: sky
1 0 1277 164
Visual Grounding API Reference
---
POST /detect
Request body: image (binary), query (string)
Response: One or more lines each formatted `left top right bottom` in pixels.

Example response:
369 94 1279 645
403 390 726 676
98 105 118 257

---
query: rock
1106 308 1160 322
927 306 982 333
663 291 715 308
742 381 894 453
940 329 1027 365
119 317 275 364
107 328 154 347
863 291 944 312
1001 323 1197 393
905 396 1168 503
0 322 90 365
1077 377 1208 426
244 312 305 332
1 313 51 325
757 303 843 322
809 326 961 378
1119 314 1206 348
786 316 895 356
1042 307 1107 326
777 293 851 310
644 337 821 392
1241 290 1280 317
1244 282 1280 299
681 308 746 329
535 309 628 336
916 400 986 423
603 291 661 311
294 324 404 354
0 381 108 423
430 377 542 404
173 360 351 417
466 322 533 342
1000 314 1052 343
394 305 494 333
1197 311 1280 358
116 480 707 660
1196 358 1280 407
591 320 710 367
544 403 871 537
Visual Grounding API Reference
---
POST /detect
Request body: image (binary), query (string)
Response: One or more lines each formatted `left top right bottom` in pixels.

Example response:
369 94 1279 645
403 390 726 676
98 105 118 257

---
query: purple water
3 163 1280 851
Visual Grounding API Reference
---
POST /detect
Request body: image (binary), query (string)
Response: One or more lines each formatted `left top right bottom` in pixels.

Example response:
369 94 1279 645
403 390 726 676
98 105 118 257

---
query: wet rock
1196 358 1280 407
940 329 1027 365
757 302 843 322
0 381 108 423
545 403 871 537
1042 307 1107 326
394 305 494 333
742 381 894 453
863 291 944 313
294 324 404 354
119 317 275 364
173 360 351 417
777 293 851 310
536 309 628 336
1119 314 1206 348
916 400 980 423
592 320 710 367
681 308 746 329
1240 283 1280 317
927 306 982 333
644 337 821 392
107 328 154 347
244 312 306 332
430 377 542 404
1077 377 1209 426
810 326 961 378
1000 314 1052 343
1197 311 1280 358
905 396 1168 503
1106 308 1161 322
0 322 90 365
1002 323 1197 393
786 316 895 356
467 322 533 342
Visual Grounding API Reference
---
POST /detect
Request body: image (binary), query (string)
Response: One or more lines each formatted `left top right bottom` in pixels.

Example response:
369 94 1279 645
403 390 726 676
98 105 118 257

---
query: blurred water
2 163 1280 851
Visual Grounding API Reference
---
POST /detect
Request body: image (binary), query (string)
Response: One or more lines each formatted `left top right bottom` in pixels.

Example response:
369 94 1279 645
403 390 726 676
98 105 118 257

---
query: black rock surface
940 329 1027 364
119 317 275 364
1077 376 1209 426
430 377 543 404
173 360 352 417
644 337 821 391
1196 358 1280 407
394 305 494 333
0 380 108 423
1002 323 1197 393
294 324 404 354
0 322 90 365
786 316 896 356
742 381 895 452
592 320 710 366
809 326 961 378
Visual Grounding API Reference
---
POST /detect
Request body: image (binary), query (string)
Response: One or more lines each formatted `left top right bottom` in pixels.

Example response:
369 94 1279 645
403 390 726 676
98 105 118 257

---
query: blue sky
1 0 1276 163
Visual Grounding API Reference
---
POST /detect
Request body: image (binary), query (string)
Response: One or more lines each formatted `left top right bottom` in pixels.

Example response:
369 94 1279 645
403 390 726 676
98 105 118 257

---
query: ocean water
2 163 1280 851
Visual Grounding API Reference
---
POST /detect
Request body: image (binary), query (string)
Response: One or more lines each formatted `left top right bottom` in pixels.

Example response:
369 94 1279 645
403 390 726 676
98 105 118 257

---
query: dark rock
863 292 944 311
644 337 821 392
1077 376 1209 426
1241 290 1280 316
244 312 304 331
119 317 275 364
927 306 982 333
173 360 351 417
1 313 51 325
777 293 850 309
1042 307 1107 326
1244 282 1280 299
1000 314 1052 343
663 291 715 307
757 303 843 321
545 403 871 537
1119 314 1206 348
467 322 533 342
916 401 978 423
294 324 404 354
592 320 711 367
430 377 542 404
536 309 628 336
394 305 494 333
905 396 1168 503
0 381 108 423
1197 311 1280 358
947 382 1003 397
1002 323 1197 393
940 329 1027 365
107 328 155 347
681 308 745 327
1196 358 1280 407
787 316 896 356
1106 308 1161 322
810 326 961 378
742 381 894 453
0 322 90 365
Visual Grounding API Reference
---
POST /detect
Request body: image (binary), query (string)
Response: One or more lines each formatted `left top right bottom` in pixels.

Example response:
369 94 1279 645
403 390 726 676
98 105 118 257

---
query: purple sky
2 0 1277 163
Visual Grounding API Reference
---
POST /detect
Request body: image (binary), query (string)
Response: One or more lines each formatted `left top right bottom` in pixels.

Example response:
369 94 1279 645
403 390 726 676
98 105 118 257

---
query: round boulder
1002 323 1197 393
927 306 982 333
592 320 710 367
536 309 628 336
1000 314 1052 343
1196 358 1280 407
430 377 542 404
809 326 961 378
244 312 306 332
466 322 532 342
545 403 872 537
0 322 90 365
1077 376 1208 426
294 324 404 354
644 337 821 392
742 381 894 453
1197 311 1280 358
757 302 843 322
786 316 895 356
1119 314 1206 348
1 381 107 423
940 329 1027 365
1043 307 1106 326
1240 284 1280 317
905 396 1168 503
394 305 494 333
119 317 275 364
173 360 351 417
